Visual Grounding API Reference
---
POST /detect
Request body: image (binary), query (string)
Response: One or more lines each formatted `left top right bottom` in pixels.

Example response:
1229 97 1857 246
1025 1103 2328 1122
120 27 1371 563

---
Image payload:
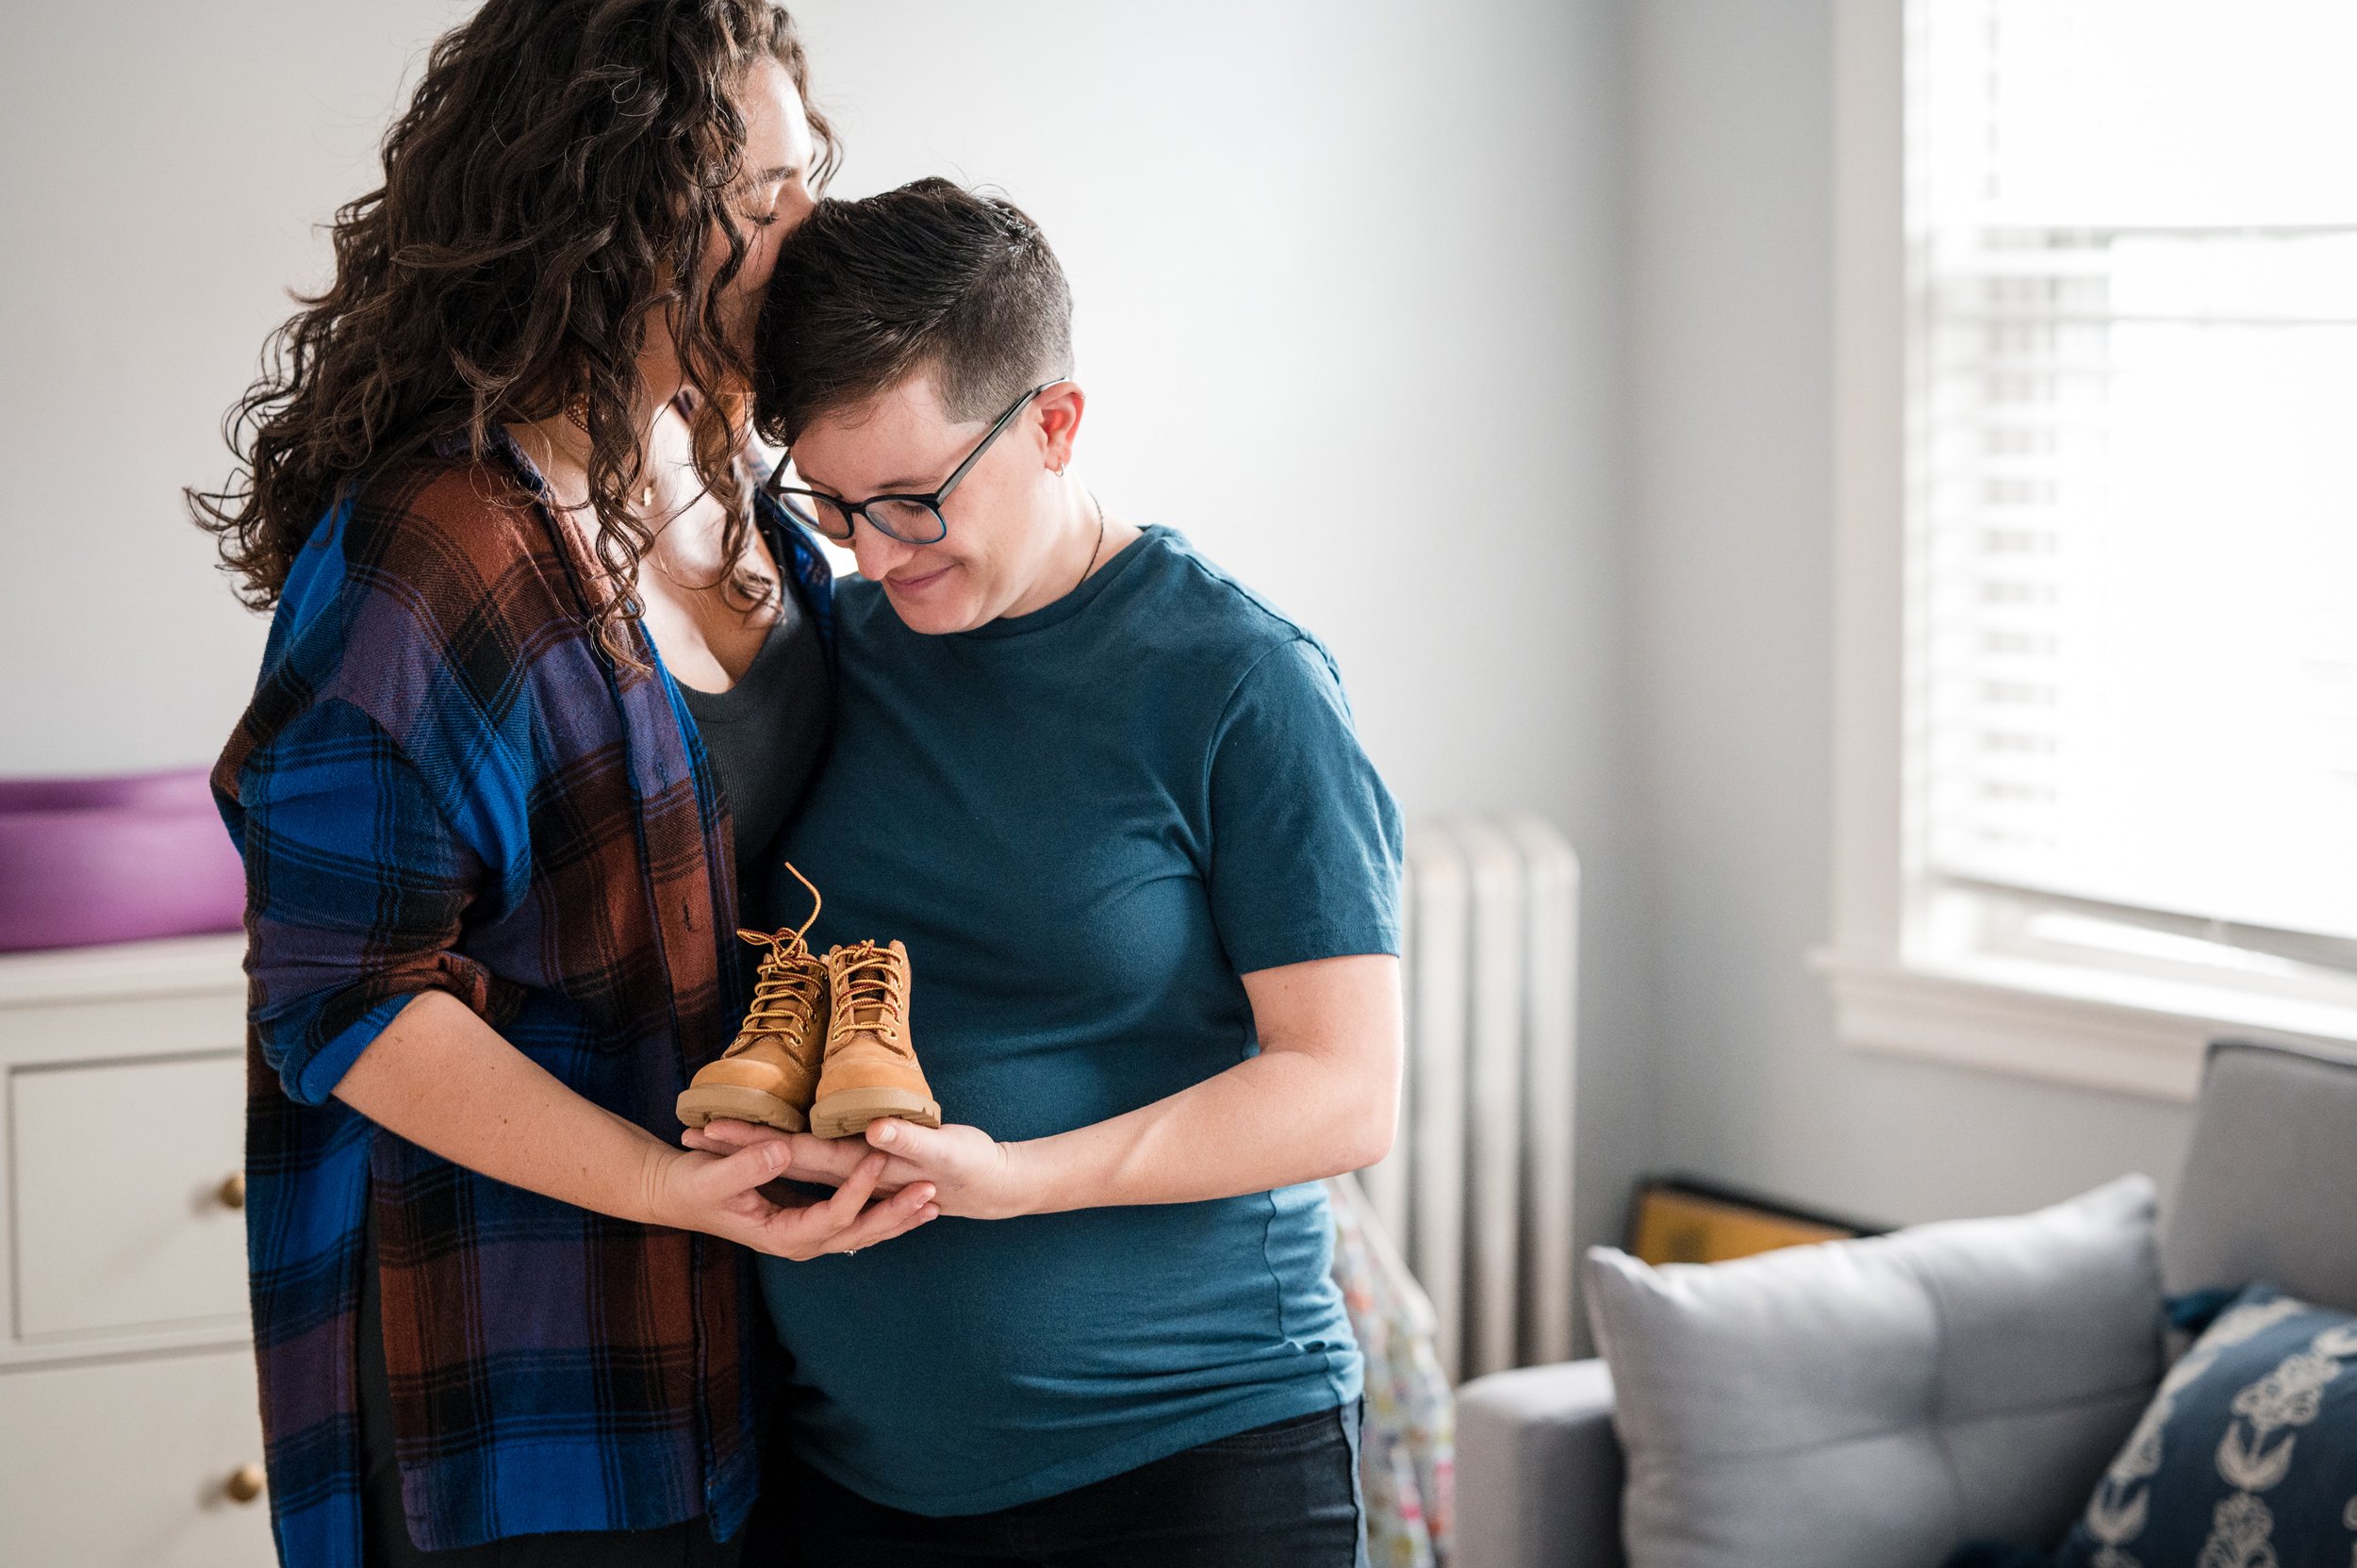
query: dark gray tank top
679 572 831 902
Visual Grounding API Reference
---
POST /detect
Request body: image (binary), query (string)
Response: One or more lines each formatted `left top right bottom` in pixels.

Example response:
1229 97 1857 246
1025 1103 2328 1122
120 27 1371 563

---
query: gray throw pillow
1586 1175 2164 1568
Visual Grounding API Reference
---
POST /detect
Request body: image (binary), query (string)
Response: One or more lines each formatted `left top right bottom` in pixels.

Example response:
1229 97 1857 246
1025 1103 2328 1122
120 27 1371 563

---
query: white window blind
1908 0 2357 976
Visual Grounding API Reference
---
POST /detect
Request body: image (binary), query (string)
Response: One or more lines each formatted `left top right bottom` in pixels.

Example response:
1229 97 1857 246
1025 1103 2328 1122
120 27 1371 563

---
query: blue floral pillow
2053 1284 2357 1567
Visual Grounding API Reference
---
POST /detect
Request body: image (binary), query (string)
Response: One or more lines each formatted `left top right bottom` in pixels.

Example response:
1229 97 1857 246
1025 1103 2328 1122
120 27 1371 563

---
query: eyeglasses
762 379 1065 546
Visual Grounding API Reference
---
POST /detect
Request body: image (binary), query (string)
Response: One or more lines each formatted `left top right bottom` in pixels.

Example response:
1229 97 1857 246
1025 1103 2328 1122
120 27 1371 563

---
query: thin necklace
519 418 662 514
1076 488 1108 595
520 420 763 602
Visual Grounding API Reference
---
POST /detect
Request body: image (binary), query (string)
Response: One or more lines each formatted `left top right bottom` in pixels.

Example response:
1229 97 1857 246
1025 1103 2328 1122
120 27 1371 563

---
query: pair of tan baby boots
675 869 941 1141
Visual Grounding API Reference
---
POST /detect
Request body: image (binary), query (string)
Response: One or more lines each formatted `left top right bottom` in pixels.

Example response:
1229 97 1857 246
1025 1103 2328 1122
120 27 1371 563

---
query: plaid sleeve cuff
287 992 415 1106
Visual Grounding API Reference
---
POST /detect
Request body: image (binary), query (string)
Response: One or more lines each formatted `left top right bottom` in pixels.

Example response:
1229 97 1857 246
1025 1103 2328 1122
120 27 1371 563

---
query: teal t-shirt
758 525 1404 1516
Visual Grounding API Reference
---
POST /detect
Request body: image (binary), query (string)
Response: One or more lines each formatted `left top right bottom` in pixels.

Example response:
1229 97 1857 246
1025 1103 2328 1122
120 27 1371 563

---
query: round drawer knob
218 1172 247 1211
225 1462 266 1504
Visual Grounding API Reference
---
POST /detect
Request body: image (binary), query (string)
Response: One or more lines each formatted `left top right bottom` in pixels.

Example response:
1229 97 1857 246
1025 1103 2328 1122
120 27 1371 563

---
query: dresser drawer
9 1051 248 1344
0 1347 273 1567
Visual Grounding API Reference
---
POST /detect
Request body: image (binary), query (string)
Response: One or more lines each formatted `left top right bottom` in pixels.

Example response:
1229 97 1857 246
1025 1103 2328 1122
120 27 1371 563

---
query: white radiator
1360 815 1579 1384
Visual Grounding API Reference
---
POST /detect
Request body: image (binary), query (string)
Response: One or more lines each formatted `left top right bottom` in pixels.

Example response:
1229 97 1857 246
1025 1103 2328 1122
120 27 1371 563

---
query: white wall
1 3 1655 1275
0 1 466 777
1626 0 2196 1228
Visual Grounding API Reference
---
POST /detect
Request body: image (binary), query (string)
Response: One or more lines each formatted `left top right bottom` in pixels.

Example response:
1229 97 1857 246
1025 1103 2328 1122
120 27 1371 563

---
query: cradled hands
684 1116 1031 1222
648 1134 938 1261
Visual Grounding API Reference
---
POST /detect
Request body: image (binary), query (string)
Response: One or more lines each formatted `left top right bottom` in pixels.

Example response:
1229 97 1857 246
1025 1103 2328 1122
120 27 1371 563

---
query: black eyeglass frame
762 378 1068 546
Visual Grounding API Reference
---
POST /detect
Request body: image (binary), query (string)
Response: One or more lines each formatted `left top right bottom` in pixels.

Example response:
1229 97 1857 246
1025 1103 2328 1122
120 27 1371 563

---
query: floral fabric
2059 1283 2357 1568
1327 1174 1456 1567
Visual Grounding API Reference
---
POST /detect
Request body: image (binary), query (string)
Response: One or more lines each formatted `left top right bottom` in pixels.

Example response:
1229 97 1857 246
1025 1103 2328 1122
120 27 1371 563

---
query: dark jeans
356 1208 744 1568
744 1402 1367 1568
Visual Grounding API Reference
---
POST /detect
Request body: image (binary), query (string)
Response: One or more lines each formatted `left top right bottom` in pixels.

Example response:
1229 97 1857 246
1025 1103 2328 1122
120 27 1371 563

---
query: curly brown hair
189 0 836 650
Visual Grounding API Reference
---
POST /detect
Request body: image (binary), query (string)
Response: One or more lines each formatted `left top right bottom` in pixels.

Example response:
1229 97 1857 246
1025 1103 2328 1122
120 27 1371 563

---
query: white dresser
0 933 273 1566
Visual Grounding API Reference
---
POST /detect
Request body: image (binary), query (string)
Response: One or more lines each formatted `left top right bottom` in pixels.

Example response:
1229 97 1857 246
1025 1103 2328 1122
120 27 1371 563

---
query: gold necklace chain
1076 488 1108 596
517 420 780 603
516 418 660 511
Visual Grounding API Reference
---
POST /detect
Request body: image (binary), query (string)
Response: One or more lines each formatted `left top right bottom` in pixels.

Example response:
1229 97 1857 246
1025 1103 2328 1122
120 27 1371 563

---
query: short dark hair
753 177 1073 445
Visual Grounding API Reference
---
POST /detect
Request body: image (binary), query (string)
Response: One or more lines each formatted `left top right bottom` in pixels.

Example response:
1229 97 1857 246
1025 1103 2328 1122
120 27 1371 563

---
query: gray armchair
1455 1038 2357 1568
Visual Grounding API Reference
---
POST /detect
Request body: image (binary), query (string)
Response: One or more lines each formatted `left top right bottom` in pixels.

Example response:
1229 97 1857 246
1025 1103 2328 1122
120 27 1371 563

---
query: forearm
819 956 1403 1222
1013 1045 1395 1215
332 989 677 1226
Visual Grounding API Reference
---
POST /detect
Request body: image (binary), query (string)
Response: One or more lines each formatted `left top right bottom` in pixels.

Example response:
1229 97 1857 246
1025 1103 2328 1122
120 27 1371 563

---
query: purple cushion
0 767 247 952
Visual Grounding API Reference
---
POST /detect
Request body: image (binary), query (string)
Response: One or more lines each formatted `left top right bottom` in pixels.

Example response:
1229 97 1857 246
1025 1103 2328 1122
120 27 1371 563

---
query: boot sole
809 1087 942 1141
676 1083 809 1134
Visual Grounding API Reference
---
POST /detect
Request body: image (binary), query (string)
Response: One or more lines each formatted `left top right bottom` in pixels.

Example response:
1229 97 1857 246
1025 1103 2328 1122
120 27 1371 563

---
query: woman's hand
860 1118 1029 1219
685 1116 1032 1221
680 1123 882 1189
643 1137 938 1260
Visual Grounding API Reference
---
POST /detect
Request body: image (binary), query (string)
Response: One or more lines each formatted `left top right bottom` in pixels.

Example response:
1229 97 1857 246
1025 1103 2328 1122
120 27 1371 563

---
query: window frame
1818 0 2357 1103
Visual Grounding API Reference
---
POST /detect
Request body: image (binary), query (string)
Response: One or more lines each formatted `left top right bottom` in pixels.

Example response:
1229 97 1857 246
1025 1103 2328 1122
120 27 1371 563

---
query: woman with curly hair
194 4 935 1564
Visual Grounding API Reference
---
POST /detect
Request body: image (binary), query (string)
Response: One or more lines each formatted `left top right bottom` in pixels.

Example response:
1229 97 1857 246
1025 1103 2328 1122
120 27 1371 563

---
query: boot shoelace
830 942 912 1058
725 862 825 1062
730 930 826 1061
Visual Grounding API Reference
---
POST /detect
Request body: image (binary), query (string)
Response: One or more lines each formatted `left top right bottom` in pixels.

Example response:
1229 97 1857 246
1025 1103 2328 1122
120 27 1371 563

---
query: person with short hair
688 176 1406 1567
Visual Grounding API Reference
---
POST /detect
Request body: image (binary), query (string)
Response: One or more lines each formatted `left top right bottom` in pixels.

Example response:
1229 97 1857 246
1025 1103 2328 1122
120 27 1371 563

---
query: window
1824 0 2357 1098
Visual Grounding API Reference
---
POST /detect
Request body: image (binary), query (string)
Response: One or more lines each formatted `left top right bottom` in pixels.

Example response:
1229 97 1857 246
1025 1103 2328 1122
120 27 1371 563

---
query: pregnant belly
758 1194 1347 1477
